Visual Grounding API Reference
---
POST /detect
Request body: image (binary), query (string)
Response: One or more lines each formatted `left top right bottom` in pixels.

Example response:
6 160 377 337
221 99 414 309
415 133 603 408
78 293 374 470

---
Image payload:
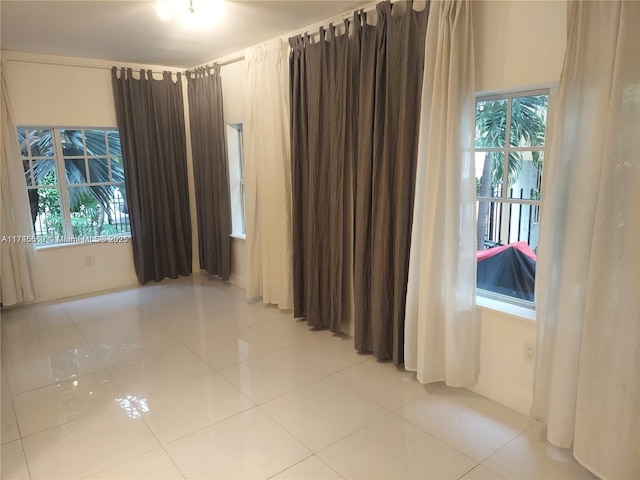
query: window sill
35 236 131 251
230 233 246 240
476 295 536 323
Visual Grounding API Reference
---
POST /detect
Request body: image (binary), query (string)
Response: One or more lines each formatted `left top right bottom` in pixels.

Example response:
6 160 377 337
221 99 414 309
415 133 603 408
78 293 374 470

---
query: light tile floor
0 274 597 480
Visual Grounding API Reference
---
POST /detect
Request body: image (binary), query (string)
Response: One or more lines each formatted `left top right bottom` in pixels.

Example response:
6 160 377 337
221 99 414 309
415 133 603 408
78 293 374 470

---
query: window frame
475 88 551 309
18 126 130 247
226 123 246 239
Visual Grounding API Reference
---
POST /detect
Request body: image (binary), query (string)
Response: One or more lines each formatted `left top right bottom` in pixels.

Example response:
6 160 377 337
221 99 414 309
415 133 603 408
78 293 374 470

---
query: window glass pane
510 94 548 147
475 99 507 148
111 185 130 235
27 129 54 157
107 131 122 156
111 157 125 182
33 160 57 186
85 130 107 155
60 129 85 156
68 186 102 237
65 159 87 184
476 199 538 302
507 152 543 200
477 244 536 302
475 152 504 198
88 158 110 183
477 199 505 248
18 129 29 157
23 160 33 186
478 199 541 250
31 187 63 243
68 185 130 237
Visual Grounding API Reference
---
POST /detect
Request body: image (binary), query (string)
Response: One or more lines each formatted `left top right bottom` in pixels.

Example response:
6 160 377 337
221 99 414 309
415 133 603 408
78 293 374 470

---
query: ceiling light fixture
156 0 195 21
156 0 223 28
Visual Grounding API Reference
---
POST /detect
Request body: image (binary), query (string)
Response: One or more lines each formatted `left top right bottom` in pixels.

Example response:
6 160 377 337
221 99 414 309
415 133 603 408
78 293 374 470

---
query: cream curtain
1 69 36 306
244 39 293 310
532 2 639 479
404 0 478 386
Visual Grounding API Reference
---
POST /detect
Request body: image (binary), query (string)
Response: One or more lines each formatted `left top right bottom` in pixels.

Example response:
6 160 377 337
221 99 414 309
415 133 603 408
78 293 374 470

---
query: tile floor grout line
388 410 480 466
4 273 594 480
265 453 316 480
126 405 189 480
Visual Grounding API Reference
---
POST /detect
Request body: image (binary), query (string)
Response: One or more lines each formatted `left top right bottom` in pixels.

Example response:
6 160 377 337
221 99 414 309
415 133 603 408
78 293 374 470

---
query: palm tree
19 128 126 237
475 95 547 249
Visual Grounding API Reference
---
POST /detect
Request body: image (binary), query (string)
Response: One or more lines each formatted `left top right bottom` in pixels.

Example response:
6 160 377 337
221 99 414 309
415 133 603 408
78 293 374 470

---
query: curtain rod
188 53 245 72
218 55 245 67
5 56 182 76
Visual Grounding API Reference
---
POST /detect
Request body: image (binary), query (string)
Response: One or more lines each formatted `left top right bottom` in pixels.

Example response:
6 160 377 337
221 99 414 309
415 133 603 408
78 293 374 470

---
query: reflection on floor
1 274 595 479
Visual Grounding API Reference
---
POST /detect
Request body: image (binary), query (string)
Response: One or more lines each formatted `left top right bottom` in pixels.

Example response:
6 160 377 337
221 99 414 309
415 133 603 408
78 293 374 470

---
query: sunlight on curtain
404 0 478 386
244 39 293 310
1 70 36 306
532 2 639 478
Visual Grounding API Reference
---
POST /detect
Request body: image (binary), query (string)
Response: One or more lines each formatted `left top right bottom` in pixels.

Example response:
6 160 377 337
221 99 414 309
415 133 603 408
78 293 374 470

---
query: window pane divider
477 197 541 206
476 146 546 153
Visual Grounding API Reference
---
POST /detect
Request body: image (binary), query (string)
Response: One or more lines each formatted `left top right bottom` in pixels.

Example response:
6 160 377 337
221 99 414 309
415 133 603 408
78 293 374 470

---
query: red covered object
477 241 537 262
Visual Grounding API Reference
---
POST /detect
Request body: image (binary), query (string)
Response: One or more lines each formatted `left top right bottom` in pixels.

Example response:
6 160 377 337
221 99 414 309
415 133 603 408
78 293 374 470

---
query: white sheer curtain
1 69 36 306
244 39 293 310
532 2 639 479
404 0 478 386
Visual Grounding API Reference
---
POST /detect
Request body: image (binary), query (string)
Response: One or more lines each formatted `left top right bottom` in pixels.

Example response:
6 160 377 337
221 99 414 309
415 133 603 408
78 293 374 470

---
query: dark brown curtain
290 23 349 332
111 68 192 285
352 2 429 364
186 65 231 280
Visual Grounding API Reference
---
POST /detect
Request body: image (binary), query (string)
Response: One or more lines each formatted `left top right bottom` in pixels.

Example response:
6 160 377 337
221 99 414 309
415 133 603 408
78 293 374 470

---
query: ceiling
0 0 370 68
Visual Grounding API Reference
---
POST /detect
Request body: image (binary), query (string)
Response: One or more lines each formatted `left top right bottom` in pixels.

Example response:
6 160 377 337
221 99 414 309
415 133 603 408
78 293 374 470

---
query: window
226 123 246 237
18 128 130 245
475 90 549 305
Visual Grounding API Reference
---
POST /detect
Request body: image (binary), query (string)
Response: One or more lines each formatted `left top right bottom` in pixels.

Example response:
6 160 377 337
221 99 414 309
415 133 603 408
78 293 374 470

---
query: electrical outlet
524 342 535 362
85 255 95 267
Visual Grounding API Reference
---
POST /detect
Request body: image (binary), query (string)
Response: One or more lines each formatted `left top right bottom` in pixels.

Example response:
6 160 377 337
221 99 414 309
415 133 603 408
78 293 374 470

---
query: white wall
470 0 567 414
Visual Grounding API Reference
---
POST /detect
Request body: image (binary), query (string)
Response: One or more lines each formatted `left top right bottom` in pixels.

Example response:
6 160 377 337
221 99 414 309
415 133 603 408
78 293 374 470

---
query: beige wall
474 0 566 92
